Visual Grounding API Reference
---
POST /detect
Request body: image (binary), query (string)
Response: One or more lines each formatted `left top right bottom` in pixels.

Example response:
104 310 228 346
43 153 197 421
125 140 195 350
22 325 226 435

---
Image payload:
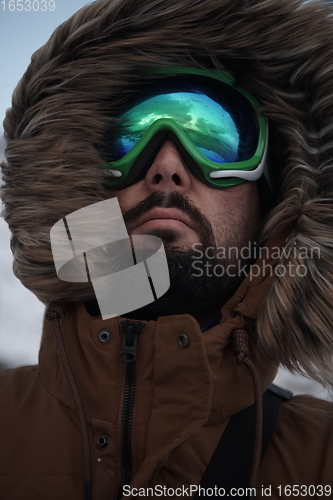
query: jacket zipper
118 320 144 498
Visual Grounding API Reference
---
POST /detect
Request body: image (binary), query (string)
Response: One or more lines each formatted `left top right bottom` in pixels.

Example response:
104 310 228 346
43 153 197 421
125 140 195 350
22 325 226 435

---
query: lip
131 207 195 231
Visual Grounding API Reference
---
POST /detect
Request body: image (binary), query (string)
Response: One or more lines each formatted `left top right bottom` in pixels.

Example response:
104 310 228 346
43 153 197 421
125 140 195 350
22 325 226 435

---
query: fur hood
2 0 333 385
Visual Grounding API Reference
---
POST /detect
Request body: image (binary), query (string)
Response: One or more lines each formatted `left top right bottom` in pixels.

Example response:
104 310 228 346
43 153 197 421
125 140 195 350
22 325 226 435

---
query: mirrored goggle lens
110 76 259 164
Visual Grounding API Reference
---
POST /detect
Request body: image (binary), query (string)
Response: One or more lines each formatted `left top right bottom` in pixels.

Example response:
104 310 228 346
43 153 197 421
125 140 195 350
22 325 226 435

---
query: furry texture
2 0 333 385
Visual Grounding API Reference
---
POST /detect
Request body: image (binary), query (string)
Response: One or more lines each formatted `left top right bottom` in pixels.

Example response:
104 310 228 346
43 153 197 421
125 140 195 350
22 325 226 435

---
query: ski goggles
103 67 268 189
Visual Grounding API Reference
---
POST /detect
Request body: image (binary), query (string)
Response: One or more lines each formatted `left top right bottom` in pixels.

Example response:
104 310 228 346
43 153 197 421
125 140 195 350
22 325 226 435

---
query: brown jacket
1 237 333 499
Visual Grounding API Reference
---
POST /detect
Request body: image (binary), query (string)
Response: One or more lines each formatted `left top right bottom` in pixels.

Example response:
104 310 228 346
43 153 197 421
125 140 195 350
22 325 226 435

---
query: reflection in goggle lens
112 90 257 164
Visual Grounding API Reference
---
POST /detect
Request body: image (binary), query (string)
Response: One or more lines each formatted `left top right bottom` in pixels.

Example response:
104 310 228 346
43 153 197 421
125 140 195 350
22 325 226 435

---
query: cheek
206 183 261 245
112 184 142 212
243 184 261 237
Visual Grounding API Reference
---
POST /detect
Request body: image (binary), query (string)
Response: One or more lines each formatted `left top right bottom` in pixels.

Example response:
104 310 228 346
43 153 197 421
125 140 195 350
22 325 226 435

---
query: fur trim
2 0 333 385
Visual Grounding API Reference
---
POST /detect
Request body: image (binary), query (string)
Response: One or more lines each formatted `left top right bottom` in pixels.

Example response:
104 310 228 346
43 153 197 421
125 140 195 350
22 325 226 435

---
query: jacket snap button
97 435 110 449
98 330 112 344
178 333 190 348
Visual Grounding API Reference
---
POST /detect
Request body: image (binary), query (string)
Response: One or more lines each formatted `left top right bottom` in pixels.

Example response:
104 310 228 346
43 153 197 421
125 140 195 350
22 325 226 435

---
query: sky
0 0 331 400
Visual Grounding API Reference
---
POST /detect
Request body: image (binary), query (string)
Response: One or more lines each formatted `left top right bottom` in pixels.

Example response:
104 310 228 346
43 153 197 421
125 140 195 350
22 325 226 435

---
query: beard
85 191 256 325
122 246 247 325
118 191 253 326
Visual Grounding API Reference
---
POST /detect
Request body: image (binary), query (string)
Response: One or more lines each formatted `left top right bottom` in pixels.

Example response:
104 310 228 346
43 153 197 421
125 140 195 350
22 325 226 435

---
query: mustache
122 191 215 244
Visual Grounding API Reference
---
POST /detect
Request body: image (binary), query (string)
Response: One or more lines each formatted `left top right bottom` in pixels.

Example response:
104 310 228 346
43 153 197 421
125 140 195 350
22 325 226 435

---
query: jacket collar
39 231 287 426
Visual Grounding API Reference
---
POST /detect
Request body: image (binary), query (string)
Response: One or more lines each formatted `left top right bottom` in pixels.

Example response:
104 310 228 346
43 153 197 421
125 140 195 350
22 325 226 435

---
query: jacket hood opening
2 0 333 387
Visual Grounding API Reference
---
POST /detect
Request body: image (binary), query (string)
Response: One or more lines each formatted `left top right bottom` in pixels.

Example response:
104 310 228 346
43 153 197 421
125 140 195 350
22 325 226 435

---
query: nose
144 140 192 193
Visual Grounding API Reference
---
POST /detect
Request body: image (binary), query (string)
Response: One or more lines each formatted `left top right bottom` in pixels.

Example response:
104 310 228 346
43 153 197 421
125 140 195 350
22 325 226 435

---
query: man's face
116 140 260 253
115 139 261 324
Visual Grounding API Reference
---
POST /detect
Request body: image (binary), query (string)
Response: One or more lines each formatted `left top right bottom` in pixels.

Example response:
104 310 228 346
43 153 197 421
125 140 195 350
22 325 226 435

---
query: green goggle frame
103 67 268 189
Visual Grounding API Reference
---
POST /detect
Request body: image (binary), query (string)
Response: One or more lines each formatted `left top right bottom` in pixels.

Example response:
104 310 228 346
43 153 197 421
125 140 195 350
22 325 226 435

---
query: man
1 0 333 499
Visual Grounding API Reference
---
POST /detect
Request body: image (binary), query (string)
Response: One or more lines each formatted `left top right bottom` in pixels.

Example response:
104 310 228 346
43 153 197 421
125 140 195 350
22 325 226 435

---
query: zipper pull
119 321 144 364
